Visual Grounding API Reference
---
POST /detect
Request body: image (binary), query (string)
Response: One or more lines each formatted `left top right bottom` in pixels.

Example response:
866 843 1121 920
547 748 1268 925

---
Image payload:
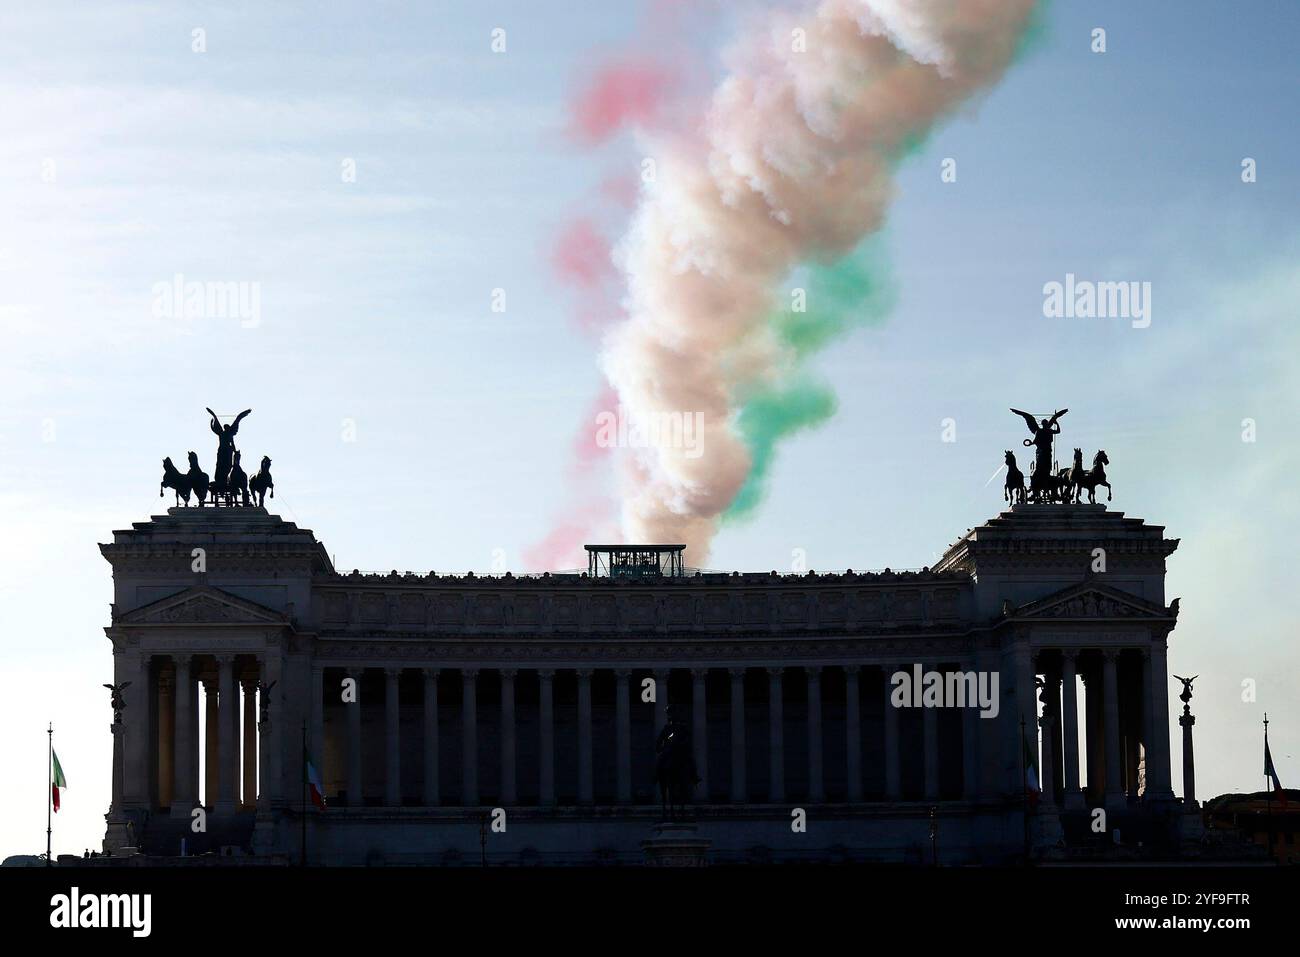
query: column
384 667 401 806
461 668 478 805
259 650 283 808
500 670 517 805
615 670 631 804
158 669 175 808
172 656 194 815
204 678 219 807
1015 643 1036 797
1060 651 1084 809
309 665 324 780
1038 668 1057 806
215 654 238 814
923 664 939 800
845 665 863 802
728 668 746 803
1179 708 1196 804
653 668 669 735
422 669 440 806
806 667 824 803
538 670 555 807
576 670 594 805
961 661 980 801
346 667 363 807
1084 670 1103 801
691 669 708 801
241 675 257 808
120 650 150 809
884 665 901 799
1146 639 1175 800
767 667 785 802
1102 650 1125 810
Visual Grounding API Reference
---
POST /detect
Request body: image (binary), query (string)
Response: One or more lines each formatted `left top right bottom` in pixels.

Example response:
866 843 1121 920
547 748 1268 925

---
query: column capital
500 668 517 681
1102 647 1121 662
1061 648 1079 665
240 675 257 692
652 667 669 678
345 665 365 678
843 664 861 676
214 653 235 665
462 667 479 680
690 667 709 679
538 669 555 681
1139 646 1153 661
805 665 822 678
614 668 632 679
766 666 784 678
728 667 746 679
384 666 402 678
422 667 440 679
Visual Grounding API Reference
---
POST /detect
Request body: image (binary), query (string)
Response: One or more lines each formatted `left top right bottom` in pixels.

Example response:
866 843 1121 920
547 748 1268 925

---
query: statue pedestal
642 822 711 867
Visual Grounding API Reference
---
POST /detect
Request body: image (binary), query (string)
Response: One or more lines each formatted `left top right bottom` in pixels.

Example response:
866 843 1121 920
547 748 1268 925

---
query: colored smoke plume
602 0 1041 563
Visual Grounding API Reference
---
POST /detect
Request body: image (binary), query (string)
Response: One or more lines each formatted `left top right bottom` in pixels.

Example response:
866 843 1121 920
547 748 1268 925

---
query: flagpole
46 723 53 867
301 721 307 868
1264 712 1273 860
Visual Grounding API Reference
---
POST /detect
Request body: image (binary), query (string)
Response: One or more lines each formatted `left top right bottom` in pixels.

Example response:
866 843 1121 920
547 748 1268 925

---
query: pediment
116 585 288 626
1008 582 1171 621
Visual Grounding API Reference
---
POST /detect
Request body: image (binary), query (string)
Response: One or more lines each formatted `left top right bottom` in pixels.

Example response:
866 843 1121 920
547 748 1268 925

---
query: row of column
1028 646 1173 812
313 663 978 807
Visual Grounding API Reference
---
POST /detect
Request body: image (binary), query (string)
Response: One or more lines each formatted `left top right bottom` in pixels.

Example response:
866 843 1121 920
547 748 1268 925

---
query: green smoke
724 243 896 522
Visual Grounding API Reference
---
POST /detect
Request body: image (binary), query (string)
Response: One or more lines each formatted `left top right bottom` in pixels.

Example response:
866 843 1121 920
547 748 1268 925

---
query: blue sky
1 0 1297 857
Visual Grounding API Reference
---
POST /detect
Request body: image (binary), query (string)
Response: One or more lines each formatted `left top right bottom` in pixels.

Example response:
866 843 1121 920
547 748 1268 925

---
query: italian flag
307 754 326 810
51 750 67 812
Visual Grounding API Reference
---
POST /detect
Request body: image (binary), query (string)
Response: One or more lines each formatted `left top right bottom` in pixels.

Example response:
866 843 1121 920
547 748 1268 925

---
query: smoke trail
603 0 1041 563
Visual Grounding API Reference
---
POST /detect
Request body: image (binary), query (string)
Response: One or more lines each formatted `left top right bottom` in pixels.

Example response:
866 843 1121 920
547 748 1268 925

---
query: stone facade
99 503 1186 864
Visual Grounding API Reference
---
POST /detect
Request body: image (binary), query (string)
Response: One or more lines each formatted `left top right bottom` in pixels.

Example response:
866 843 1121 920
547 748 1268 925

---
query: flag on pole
51 750 67 813
1265 733 1286 809
306 753 326 809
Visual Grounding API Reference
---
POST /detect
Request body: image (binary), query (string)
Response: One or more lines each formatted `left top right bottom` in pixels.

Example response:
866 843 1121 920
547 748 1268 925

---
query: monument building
99 499 1194 864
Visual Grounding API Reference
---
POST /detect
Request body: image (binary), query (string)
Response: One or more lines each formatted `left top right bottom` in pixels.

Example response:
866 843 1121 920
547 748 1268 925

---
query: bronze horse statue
249 455 274 507
654 706 699 821
1004 450 1026 505
186 452 209 504
225 449 250 506
160 457 192 505
1076 450 1111 503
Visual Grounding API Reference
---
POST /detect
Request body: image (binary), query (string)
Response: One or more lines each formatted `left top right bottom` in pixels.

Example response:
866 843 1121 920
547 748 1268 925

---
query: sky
1 0 1297 858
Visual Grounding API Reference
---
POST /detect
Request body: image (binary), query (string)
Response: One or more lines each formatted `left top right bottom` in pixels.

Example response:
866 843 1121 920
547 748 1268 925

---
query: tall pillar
461 668 479 805
172 656 194 816
1179 707 1196 805
538 670 555 807
1102 650 1125 810
1084 670 1103 801
309 665 324 782
346 667 363 807
806 667 824 803
1014 643 1036 798
961 657 980 801
500 670 517 805
1146 639 1175 801
241 675 258 808
845 665 863 802
767 667 785 802
615 670 631 804
1038 670 1057 806
157 669 175 809
215 655 238 814
923 664 939 801
653 668 669 736
120 650 150 809
204 678 219 807
576 669 594 805
728 668 746 803
422 669 439 806
691 669 708 801
1060 651 1084 809
258 650 283 809
884 665 900 800
384 667 401 806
